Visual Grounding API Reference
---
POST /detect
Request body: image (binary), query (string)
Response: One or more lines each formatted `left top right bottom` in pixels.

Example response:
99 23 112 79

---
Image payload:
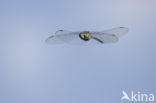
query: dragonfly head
79 31 91 41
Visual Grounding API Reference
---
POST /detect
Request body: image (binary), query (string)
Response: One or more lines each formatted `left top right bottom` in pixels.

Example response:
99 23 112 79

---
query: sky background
0 0 156 103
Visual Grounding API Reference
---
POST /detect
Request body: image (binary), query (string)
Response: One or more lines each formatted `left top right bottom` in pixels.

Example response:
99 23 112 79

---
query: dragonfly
46 27 128 45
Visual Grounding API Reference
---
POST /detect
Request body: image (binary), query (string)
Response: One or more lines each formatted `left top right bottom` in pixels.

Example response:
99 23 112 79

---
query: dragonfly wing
61 32 87 45
55 30 72 35
46 35 65 44
46 30 73 44
91 32 118 44
46 32 86 45
102 27 128 38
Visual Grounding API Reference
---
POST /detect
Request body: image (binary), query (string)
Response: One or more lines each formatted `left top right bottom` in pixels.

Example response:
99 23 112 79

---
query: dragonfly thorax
79 31 91 41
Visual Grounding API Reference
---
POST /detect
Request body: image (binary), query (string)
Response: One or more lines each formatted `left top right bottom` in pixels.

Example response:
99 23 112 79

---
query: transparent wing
46 35 66 44
90 32 118 44
57 32 86 45
46 30 73 44
55 30 72 35
46 31 86 45
102 27 129 38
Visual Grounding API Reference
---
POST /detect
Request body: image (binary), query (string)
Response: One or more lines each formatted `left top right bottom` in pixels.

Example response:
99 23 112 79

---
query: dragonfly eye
79 31 91 41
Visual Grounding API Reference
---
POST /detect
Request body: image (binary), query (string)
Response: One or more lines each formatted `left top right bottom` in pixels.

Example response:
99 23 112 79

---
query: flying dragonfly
45 27 128 45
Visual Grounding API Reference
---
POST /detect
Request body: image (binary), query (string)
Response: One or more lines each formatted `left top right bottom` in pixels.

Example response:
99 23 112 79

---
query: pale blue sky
0 0 156 103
